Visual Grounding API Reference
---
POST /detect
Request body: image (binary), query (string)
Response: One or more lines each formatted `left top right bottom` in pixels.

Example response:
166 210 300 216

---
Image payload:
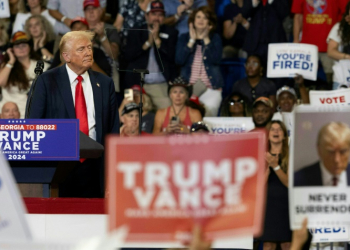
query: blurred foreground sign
106 134 266 242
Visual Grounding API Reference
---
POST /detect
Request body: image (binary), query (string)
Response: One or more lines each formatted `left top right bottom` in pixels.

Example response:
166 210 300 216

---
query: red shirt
292 0 341 52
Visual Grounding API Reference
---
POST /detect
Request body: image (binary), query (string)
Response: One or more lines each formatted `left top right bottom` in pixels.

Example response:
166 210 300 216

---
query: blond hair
24 15 55 42
317 122 350 147
59 31 94 61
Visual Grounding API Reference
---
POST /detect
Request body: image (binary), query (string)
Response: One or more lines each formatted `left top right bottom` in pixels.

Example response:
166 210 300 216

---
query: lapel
57 65 75 118
315 162 323 186
347 164 350 186
88 69 103 142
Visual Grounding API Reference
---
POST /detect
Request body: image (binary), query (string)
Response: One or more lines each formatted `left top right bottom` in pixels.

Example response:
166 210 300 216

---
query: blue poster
0 119 79 161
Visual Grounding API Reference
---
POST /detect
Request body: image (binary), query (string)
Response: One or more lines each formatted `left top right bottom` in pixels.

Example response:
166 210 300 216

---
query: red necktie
75 75 89 136
332 176 338 186
262 0 267 6
75 76 88 163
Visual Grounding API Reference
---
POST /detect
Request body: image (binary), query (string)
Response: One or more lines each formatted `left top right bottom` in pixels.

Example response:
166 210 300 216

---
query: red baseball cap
70 17 89 29
131 85 146 94
83 0 100 9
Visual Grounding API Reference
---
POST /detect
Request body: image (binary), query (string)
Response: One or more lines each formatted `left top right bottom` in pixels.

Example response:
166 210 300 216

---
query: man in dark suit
294 122 350 187
26 30 119 197
123 0 178 110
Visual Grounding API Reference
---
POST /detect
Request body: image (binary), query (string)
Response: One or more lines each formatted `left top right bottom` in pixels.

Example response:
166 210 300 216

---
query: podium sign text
0 119 79 161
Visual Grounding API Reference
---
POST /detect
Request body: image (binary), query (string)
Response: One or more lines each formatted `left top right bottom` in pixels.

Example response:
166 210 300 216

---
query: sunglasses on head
229 99 244 105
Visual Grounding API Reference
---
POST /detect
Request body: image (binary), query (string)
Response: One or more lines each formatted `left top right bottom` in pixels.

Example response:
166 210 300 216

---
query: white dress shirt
320 161 347 187
66 65 96 141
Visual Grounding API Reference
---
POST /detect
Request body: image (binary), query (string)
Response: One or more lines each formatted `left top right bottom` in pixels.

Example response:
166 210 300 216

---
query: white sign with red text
309 89 350 106
107 134 266 243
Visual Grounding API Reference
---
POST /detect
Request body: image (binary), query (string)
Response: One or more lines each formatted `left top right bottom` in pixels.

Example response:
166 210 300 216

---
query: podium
4 119 104 197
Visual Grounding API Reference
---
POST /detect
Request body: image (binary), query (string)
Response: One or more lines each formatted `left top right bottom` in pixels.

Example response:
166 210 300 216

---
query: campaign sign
0 0 10 18
289 105 350 229
267 43 318 81
0 152 32 240
309 89 350 106
107 134 266 243
0 119 79 161
310 227 349 243
203 117 254 135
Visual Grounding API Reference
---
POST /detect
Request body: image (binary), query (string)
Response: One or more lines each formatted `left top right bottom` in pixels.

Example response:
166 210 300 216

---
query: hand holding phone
124 89 134 101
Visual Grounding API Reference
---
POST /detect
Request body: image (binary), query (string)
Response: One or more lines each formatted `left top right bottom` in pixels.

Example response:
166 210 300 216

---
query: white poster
309 89 350 106
0 152 31 240
267 43 318 81
289 105 350 230
0 0 10 18
203 117 255 135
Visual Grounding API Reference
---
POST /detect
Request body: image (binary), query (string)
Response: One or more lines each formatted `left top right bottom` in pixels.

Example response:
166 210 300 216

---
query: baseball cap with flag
11 31 29 45
146 1 165 13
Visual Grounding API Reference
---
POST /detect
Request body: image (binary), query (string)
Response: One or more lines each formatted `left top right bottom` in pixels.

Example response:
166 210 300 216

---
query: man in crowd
0 102 20 119
251 97 274 130
84 0 120 91
26 30 119 197
120 102 146 136
123 1 178 110
294 122 350 187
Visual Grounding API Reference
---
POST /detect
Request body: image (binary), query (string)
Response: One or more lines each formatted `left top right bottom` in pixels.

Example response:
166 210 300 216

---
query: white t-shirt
327 22 342 52
12 10 56 35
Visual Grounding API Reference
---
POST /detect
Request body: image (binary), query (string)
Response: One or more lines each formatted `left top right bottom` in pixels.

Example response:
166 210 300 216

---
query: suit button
206 67 209 70
209 76 212 79
203 56 207 60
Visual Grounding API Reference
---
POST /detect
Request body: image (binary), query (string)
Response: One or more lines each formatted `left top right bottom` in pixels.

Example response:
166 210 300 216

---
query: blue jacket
175 32 223 89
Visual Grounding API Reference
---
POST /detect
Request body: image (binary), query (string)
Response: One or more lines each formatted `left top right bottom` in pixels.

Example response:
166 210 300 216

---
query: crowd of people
1 0 350 249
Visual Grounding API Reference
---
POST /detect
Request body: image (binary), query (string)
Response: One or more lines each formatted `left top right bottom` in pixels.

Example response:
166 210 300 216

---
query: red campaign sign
106 133 266 242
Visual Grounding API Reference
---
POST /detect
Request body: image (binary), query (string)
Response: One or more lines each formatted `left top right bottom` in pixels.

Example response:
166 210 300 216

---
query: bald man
0 102 20 119
294 122 350 187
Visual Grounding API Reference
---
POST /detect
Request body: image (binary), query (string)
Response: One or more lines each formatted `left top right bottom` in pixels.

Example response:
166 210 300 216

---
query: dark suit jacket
26 64 119 146
294 162 350 187
123 24 178 88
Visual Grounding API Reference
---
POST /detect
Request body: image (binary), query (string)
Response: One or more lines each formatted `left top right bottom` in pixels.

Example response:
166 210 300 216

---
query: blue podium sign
0 119 79 161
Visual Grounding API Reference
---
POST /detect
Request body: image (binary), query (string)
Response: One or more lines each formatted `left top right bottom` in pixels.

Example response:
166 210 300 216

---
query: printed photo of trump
294 122 350 187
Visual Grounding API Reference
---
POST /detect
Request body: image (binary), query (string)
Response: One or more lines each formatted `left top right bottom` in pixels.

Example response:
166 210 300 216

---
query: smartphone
170 116 180 125
124 89 133 101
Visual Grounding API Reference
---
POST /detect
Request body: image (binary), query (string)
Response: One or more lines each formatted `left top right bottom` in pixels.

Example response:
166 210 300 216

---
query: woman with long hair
24 14 55 62
12 0 56 35
0 31 49 118
153 76 202 135
258 120 291 250
175 6 223 117
219 92 248 117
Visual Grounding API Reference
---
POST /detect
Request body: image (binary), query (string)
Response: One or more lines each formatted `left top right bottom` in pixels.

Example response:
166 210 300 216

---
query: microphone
34 60 44 75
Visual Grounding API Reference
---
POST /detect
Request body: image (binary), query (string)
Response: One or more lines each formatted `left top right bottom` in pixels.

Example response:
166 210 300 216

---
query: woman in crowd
232 54 276 111
153 76 202 135
12 0 56 35
24 15 55 62
259 120 291 250
176 6 223 117
222 0 248 58
0 31 49 118
327 1 350 89
219 92 248 117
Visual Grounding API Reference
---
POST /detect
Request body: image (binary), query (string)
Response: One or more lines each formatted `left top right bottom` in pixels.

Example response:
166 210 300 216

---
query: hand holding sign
267 43 318 81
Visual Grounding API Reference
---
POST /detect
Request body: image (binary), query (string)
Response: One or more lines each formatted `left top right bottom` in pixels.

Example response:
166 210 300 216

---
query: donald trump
294 122 350 187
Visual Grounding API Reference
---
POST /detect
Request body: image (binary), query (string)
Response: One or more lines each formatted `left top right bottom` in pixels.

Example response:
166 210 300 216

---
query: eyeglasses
245 62 260 68
229 99 244 105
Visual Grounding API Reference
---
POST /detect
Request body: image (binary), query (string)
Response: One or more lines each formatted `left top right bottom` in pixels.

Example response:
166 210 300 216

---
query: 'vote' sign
309 89 350 106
